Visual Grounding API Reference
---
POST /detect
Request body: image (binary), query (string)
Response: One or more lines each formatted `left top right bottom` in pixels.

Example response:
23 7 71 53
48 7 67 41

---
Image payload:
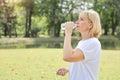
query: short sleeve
76 39 101 61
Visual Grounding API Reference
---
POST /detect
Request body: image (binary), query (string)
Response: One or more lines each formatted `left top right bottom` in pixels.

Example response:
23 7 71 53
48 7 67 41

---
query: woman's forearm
63 34 73 61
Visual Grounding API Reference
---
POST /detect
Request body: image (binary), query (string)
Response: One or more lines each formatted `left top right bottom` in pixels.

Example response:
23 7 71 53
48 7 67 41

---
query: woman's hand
56 68 69 76
64 21 74 36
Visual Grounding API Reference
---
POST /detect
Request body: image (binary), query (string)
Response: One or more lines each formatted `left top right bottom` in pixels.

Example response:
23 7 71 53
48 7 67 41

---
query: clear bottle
61 23 77 30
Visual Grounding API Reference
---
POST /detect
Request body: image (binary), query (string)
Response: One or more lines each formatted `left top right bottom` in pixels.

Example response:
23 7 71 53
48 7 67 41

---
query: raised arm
63 22 84 62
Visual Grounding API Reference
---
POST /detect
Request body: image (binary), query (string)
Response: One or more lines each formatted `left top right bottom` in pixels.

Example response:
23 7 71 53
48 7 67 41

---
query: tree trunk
28 9 32 37
50 7 55 37
8 23 12 38
111 12 118 35
14 24 17 37
55 24 60 37
4 24 8 36
103 24 108 35
25 11 29 37
25 8 33 37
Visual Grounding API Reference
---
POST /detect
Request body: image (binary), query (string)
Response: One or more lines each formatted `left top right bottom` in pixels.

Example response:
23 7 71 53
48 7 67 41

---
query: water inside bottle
61 23 77 30
61 23 65 30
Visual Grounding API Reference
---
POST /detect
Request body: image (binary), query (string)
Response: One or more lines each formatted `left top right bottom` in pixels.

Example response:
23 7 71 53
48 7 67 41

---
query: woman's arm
63 22 84 62
63 34 84 62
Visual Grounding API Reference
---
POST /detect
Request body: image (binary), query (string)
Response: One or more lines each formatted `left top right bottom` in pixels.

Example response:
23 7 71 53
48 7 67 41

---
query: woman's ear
89 22 93 29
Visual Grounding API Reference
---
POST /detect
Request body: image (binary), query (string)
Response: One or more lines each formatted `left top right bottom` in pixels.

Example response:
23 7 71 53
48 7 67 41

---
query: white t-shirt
69 38 101 80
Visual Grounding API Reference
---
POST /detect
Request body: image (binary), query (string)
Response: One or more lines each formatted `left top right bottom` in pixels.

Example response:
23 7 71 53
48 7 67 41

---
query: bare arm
63 22 84 62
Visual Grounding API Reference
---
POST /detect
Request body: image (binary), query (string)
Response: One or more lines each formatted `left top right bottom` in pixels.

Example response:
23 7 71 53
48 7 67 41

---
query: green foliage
0 0 120 37
31 16 48 37
0 0 17 38
93 0 120 35
38 0 83 37
116 26 120 39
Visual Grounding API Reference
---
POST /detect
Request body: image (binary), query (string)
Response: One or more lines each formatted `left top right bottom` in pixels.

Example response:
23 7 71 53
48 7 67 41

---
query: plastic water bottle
61 23 77 30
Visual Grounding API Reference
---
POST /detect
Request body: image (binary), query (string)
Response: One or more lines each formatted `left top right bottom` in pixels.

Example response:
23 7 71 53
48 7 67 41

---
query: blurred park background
0 0 120 49
0 0 120 80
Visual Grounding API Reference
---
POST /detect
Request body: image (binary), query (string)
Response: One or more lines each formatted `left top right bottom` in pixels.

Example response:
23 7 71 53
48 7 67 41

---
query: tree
0 0 4 38
38 0 84 37
0 0 17 38
20 0 34 37
38 0 61 37
93 0 120 36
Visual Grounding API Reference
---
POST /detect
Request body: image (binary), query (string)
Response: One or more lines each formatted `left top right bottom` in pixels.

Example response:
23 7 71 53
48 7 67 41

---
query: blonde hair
79 10 101 38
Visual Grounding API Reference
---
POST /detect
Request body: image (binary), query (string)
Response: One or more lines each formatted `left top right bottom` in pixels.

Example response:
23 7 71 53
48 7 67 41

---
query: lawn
0 48 120 80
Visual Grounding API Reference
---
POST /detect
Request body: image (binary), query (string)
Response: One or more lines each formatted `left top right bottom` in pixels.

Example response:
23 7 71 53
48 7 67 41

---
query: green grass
0 49 120 80
99 50 120 80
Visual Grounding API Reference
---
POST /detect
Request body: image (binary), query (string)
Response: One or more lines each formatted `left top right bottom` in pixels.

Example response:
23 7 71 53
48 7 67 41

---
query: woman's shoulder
80 37 99 42
81 37 100 45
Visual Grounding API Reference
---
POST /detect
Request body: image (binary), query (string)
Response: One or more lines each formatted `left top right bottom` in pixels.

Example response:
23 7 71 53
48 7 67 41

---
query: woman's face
76 15 92 33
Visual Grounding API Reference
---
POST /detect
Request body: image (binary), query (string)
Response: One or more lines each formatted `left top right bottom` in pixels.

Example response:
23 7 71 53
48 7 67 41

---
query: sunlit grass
0 48 68 80
0 49 120 80
99 50 120 80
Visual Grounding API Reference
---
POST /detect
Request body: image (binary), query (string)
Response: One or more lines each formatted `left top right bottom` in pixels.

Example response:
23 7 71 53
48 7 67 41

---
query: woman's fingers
56 68 68 76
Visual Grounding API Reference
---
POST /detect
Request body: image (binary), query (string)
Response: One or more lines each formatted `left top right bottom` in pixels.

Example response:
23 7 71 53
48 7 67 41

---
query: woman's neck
81 32 93 40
